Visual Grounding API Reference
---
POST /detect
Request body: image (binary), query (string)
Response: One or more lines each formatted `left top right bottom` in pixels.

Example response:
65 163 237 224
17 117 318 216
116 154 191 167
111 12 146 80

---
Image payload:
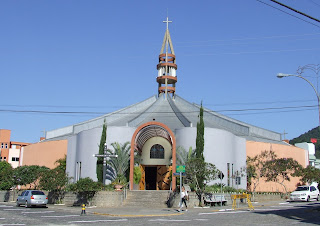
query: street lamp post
93 143 118 185
277 64 320 132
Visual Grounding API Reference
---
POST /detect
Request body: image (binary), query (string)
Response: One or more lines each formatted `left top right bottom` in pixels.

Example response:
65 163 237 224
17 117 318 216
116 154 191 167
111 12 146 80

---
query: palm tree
176 146 196 165
106 142 131 181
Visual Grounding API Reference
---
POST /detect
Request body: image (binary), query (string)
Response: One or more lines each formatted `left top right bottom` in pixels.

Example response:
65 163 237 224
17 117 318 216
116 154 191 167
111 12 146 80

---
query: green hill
290 126 320 158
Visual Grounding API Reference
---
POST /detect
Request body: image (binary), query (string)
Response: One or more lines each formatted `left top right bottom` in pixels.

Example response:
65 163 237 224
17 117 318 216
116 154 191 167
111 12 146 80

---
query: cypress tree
96 121 107 183
196 102 204 161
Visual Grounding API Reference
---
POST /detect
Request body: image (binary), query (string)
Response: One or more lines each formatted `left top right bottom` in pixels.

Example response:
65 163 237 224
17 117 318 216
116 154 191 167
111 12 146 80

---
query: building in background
295 142 320 169
0 129 30 168
20 140 67 169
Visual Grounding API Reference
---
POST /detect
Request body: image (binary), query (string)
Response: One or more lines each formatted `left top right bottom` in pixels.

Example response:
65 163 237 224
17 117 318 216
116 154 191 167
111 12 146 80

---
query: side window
311 186 315 191
24 191 29 196
20 191 25 196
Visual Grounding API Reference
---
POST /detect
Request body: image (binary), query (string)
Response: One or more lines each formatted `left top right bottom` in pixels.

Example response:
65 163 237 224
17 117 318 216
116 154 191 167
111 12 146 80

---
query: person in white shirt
178 186 188 212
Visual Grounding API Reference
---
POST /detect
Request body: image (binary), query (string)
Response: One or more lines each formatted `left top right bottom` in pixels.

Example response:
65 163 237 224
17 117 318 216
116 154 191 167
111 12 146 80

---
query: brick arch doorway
130 121 176 191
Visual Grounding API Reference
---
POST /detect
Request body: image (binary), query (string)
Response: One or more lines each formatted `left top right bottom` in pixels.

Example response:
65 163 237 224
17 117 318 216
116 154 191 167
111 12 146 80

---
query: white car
290 183 319 202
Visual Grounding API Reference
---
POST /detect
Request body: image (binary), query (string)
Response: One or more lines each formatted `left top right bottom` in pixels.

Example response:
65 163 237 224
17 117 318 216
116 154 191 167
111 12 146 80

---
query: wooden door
157 166 172 190
139 165 145 190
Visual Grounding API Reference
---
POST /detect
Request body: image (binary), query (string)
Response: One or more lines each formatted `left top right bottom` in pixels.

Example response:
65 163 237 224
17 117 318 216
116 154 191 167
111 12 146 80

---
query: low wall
171 192 283 208
0 190 124 207
63 191 124 207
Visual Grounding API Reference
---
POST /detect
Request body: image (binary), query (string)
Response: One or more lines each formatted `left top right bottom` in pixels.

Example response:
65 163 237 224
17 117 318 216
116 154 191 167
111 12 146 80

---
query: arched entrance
130 122 176 191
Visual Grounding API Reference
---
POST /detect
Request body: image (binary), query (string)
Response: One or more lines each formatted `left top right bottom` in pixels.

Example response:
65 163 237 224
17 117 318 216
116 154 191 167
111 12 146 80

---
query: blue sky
1 0 320 143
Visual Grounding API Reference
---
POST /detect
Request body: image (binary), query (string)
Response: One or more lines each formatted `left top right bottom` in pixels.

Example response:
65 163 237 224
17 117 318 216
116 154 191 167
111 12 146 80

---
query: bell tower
157 17 177 99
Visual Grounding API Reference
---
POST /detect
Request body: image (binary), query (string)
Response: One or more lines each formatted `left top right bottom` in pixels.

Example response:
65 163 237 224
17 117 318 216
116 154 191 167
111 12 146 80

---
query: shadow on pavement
253 202 320 225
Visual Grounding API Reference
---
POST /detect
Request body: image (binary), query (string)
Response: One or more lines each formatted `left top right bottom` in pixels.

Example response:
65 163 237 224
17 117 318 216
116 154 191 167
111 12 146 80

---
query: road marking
271 205 293 207
0 224 25 226
0 205 12 208
22 211 55 214
253 208 281 211
199 211 248 215
194 219 209 221
41 215 79 218
68 219 128 223
3 209 25 211
149 219 190 222
93 211 182 217
0 218 5 219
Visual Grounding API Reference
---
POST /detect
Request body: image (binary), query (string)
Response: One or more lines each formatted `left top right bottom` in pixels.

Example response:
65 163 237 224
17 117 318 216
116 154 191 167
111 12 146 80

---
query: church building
39 17 306 192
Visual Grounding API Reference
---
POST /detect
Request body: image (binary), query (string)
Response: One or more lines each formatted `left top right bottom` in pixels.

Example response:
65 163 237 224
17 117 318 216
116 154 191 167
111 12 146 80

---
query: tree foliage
0 161 14 190
68 177 103 205
185 158 218 190
195 102 204 161
39 156 68 192
97 121 107 183
246 150 277 193
300 165 320 185
13 165 48 189
106 142 131 181
176 146 195 166
261 158 303 194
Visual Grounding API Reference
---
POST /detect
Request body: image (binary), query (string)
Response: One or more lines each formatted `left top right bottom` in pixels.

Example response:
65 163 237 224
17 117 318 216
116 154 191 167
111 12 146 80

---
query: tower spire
157 16 177 99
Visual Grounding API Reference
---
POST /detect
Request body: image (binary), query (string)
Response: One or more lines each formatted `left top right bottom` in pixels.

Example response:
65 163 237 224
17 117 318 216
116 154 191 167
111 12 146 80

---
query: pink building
247 140 308 193
0 129 30 168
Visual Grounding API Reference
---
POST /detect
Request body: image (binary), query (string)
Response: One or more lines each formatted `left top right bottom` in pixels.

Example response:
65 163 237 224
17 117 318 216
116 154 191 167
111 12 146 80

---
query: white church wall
175 127 197 152
204 128 246 190
175 127 246 190
66 126 136 183
66 136 77 183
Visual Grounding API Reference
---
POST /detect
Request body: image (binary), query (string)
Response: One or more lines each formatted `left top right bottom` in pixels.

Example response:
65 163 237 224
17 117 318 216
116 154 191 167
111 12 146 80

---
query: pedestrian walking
178 186 188 212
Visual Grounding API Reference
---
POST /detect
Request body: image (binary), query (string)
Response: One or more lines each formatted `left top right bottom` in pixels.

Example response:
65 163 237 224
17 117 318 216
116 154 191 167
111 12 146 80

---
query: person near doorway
178 186 188 212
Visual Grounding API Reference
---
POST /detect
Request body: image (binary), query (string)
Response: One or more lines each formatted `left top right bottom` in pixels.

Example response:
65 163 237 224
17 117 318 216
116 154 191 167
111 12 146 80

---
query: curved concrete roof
46 93 283 144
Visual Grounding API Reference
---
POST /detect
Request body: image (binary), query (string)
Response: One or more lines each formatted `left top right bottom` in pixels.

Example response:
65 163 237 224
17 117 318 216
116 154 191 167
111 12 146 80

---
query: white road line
0 224 25 226
253 208 281 211
22 211 55 214
3 209 24 211
149 219 190 222
199 211 247 215
194 219 209 221
0 218 5 219
0 205 13 208
271 205 294 208
68 219 128 223
41 215 79 218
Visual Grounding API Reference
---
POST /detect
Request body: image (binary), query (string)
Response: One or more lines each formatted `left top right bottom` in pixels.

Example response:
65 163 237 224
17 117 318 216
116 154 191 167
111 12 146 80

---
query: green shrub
133 166 142 184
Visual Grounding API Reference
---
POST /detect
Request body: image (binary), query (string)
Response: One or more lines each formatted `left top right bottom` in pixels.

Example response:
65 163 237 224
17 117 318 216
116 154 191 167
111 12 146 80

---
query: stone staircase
123 190 170 208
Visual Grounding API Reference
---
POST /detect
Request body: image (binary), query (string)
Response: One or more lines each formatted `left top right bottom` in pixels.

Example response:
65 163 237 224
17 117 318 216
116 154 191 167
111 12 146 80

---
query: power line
0 104 317 116
256 0 320 28
270 0 320 23
0 98 316 109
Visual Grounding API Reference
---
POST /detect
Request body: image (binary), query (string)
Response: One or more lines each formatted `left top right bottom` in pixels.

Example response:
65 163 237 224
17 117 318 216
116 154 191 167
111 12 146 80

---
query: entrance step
123 190 170 208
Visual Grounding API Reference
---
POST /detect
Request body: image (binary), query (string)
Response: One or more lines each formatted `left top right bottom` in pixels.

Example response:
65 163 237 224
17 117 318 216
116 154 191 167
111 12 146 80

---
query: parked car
290 183 319 202
16 190 48 207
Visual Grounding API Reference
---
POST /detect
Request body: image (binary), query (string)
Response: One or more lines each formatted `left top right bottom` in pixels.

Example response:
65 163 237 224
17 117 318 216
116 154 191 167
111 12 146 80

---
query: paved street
0 200 320 225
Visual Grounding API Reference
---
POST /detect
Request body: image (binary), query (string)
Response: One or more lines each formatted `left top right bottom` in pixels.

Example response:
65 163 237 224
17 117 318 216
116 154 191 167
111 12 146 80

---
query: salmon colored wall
22 140 68 169
0 129 11 142
247 141 308 193
0 129 11 160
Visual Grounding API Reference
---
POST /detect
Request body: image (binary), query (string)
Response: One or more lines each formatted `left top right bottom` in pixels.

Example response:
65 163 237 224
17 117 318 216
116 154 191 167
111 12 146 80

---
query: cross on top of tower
163 16 172 30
